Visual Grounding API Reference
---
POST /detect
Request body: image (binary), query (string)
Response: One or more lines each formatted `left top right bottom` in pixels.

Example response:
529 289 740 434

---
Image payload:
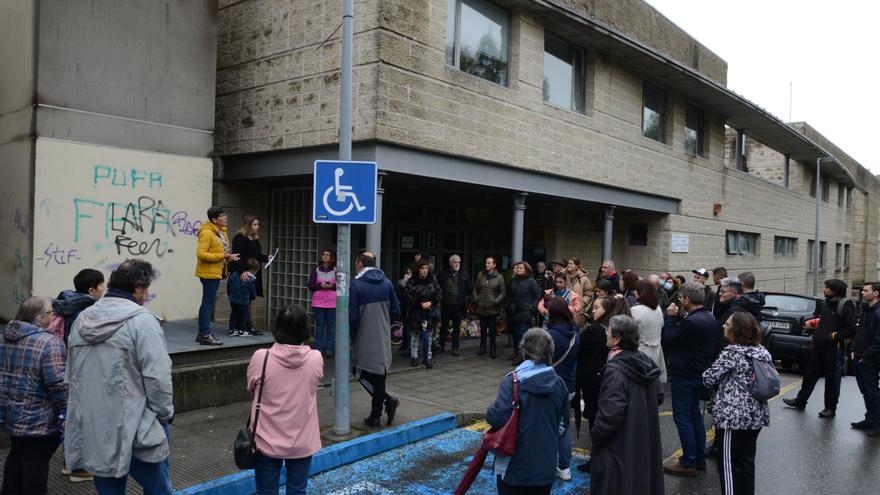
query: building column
602 206 615 262
366 171 386 266
511 193 527 263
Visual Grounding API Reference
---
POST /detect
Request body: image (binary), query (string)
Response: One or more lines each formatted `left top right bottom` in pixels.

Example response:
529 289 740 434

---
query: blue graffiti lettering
93 165 164 189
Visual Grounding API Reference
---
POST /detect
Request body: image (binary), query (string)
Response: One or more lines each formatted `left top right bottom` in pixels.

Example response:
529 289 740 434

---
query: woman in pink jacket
247 304 323 495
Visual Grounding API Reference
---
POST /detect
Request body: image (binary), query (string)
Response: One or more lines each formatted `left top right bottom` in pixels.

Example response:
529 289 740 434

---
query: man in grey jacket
65 259 174 494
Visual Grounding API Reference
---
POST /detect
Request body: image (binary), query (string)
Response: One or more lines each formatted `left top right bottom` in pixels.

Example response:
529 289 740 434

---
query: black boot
477 333 487 355
385 397 400 426
410 357 418 367
364 411 381 427
489 336 497 359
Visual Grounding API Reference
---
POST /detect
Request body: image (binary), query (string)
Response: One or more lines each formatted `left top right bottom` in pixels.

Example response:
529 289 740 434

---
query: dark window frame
445 0 511 87
641 82 667 143
628 223 648 246
773 236 797 257
726 230 759 256
542 32 586 113
684 104 705 156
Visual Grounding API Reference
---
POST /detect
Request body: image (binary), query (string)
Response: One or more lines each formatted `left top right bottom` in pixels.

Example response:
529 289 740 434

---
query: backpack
836 298 858 320
748 357 780 402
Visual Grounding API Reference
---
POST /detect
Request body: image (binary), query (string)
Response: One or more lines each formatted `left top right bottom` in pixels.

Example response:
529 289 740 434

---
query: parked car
761 292 824 369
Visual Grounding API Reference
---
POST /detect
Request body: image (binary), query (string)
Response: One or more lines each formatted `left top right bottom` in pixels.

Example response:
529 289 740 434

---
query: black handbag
234 350 270 469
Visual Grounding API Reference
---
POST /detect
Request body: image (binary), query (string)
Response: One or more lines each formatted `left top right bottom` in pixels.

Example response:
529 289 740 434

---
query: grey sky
645 0 879 175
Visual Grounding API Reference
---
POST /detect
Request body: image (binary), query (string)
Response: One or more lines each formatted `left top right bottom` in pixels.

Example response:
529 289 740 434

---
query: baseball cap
692 268 710 278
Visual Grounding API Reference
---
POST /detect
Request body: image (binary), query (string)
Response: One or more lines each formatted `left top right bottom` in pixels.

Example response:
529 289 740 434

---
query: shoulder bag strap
551 334 578 367
249 350 271 431
512 371 519 406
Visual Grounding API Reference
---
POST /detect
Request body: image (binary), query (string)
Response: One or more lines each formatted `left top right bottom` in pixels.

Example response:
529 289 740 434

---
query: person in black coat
662 282 717 476
437 254 472 356
590 314 664 495
783 279 857 417
507 262 542 363
405 259 442 369
229 215 272 332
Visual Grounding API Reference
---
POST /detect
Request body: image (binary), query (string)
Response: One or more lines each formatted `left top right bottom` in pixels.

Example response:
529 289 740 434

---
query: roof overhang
519 0 855 186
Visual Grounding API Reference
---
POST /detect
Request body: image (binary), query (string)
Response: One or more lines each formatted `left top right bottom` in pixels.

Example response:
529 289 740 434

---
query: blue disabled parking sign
313 160 377 224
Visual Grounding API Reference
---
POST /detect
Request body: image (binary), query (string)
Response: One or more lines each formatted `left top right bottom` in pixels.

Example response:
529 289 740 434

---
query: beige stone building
211 0 877 322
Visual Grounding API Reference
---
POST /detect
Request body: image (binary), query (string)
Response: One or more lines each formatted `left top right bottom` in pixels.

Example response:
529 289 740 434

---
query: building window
773 236 797 257
808 240 815 270
822 178 830 202
809 174 815 198
820 241 827 270
684 105 704 156
726 231 758 256
629 223 648 246
835 243 842 270
642 82 666 143
543 33 585 113
838 186 845 207
844 244 851 269
446 0 509 86
846 187 854 209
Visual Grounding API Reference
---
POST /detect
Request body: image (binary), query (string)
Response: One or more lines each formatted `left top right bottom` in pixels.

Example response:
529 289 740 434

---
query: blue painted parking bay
308 425 590 494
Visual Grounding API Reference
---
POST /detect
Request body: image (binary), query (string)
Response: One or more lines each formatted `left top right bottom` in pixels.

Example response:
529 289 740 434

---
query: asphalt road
660 371 880 495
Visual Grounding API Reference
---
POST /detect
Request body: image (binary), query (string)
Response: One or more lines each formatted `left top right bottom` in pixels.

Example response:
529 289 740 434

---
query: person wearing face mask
648 274 670 312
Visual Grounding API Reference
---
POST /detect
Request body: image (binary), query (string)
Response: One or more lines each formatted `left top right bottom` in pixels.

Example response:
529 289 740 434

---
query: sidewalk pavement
0 337 517 494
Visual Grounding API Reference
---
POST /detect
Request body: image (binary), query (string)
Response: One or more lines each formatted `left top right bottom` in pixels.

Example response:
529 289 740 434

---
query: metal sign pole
334 0 354 436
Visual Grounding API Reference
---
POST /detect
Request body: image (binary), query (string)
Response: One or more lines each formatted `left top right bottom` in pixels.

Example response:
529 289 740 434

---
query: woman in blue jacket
487 328 569 494
545 297 580 481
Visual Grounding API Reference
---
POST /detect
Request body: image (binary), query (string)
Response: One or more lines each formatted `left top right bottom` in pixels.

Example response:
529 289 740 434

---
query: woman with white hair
0 296 68 495
486 328 569 494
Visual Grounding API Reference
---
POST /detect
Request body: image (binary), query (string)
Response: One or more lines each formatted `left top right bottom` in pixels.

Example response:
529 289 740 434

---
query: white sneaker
239 330 253 336
228 330 241 337
61 467 72 475
556 467 572 481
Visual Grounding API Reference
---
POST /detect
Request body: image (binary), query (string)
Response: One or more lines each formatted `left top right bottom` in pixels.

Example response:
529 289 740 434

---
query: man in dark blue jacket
661 282 717 476
853 282 880 437
350 251 401 427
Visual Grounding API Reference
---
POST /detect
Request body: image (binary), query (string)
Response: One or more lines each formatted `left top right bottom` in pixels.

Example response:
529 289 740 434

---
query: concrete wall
34 0 218 157
32 139 212 321
0 141 35 320
556 0 727 85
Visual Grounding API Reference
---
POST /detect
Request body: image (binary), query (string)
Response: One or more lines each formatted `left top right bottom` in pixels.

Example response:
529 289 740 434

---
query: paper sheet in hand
264 248 280 270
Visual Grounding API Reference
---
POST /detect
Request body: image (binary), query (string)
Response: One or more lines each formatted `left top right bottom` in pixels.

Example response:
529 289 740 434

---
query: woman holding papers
231 215 274 334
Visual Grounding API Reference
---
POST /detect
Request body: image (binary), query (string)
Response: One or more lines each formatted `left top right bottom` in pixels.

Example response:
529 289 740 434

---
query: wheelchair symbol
322 168 367 216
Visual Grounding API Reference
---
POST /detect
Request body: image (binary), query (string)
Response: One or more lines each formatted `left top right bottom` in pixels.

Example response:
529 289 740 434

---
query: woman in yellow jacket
195 207 239 345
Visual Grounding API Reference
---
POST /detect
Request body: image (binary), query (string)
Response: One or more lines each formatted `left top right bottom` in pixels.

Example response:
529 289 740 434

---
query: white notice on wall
671 234 690 253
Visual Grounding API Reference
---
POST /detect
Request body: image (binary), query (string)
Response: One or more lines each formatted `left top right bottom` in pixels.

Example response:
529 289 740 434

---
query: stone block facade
215 0 879 297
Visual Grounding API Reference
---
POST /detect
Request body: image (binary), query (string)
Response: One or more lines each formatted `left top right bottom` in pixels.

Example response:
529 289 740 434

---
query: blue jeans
198 278 221 336
93 424 172 495
854 358 880 428
557 421 572 470
671 378 706 468
254 452 311 495
313 307 336 354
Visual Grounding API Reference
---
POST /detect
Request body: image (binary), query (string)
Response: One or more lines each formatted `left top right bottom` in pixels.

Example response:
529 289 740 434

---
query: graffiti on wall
33 139 212 320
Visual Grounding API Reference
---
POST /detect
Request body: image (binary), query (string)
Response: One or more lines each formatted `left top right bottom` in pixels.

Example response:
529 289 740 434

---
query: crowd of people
2 202 880 495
